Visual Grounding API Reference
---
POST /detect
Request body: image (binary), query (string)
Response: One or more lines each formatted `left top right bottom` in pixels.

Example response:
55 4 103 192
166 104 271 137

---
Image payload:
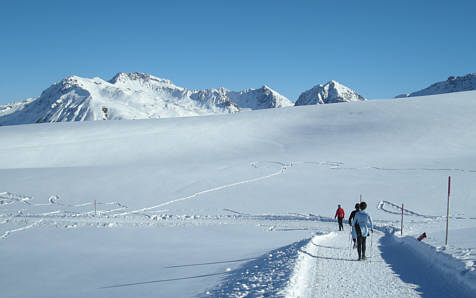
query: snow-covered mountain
396 73 476 98
226 85 292 110
0 72 293 126
294 80 366 106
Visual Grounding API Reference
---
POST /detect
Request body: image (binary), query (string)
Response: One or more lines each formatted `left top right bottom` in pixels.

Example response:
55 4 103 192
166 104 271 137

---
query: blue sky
0 0 475 104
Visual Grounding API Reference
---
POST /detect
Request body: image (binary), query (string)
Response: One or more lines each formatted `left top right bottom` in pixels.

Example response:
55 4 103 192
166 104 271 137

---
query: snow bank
381 231 476 297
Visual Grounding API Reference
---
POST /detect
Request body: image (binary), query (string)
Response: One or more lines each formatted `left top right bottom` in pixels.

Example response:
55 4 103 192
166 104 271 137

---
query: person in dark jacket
352 201 373 261
334 204 345 231
348 203 360 248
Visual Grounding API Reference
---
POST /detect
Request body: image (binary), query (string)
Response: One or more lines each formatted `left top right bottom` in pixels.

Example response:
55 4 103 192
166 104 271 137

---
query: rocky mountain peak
109 72 175 87
295 80 365 106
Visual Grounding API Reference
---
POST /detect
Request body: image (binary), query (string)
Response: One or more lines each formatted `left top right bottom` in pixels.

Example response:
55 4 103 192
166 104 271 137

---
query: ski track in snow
0 191 128 239
2 161 476 296
1 160 473 243
282 231 476 298
0 160 385 240
283 232 421 297
285 232 419 297
113 161 290 217
0 219 45 239
200 230 476 297
330 166 476 173
3 160 473 241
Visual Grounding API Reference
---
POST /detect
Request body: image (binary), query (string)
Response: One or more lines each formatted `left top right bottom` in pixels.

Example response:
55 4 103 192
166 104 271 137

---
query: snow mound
381 232 476 297
201 238 309 297
295 80 366 106
396 73 476 98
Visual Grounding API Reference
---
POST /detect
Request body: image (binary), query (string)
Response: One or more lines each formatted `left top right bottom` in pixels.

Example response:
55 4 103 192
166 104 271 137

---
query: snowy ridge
0 97 36 116
396 73 476 98
109 72 176 88
0 72 292 126
294 80 366 106
226 85 293 109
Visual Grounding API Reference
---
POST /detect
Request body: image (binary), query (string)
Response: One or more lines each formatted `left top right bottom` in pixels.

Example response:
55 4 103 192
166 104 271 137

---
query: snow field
1 90 476 297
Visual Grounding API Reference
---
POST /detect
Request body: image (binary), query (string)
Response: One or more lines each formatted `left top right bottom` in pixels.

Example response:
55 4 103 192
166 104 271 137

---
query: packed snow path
284 232 421 298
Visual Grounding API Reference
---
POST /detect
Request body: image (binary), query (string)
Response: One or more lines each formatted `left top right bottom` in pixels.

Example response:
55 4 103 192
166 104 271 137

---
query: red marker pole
445 176 451 245
401 203 404 236
94 200 97 216
360 194 362 203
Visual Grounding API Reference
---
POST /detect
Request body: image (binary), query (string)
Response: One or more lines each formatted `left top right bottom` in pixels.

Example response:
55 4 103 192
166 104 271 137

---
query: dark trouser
357 235 367 259
337 217 344 230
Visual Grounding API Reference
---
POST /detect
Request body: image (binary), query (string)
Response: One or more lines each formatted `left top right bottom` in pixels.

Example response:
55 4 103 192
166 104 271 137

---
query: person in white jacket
352 201 373 260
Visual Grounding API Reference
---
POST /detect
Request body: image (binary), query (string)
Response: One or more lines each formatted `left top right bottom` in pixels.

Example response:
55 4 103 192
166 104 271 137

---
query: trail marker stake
94 200 97 216
360 194 362 203
445 176 451 245
401 203 404 236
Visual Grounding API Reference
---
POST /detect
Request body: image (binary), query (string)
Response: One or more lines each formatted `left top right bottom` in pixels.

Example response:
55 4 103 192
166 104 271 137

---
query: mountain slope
0 72 292 126
396 73 476 98
226 85 293 110
294 80 366 106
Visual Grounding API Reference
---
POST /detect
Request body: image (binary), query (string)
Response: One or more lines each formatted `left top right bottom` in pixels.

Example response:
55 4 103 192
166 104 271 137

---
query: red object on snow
335 208 345 218
417 232 427 241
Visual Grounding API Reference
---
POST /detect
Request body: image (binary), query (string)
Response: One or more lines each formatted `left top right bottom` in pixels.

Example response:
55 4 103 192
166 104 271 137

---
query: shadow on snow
379 231 475 298
198 237 312 297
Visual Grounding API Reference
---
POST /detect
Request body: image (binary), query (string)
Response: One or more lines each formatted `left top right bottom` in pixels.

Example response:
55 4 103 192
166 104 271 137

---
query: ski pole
351 231 354 258
348 231 352 257
370 231 373 263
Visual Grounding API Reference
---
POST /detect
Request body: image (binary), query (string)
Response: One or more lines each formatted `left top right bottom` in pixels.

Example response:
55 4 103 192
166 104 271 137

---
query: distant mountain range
1 72 474 126
0 72 293 126
396 73 476 98
0 72 367 126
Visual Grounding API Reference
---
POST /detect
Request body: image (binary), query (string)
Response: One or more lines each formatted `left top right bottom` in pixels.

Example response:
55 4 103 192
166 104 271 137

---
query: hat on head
360 202 367 210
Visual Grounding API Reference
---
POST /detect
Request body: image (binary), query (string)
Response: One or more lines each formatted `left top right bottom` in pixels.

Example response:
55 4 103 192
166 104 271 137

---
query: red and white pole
445 176 451 245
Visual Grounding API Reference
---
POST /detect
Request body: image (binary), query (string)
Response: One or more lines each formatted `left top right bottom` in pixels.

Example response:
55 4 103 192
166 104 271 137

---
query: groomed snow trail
283 232 420 298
